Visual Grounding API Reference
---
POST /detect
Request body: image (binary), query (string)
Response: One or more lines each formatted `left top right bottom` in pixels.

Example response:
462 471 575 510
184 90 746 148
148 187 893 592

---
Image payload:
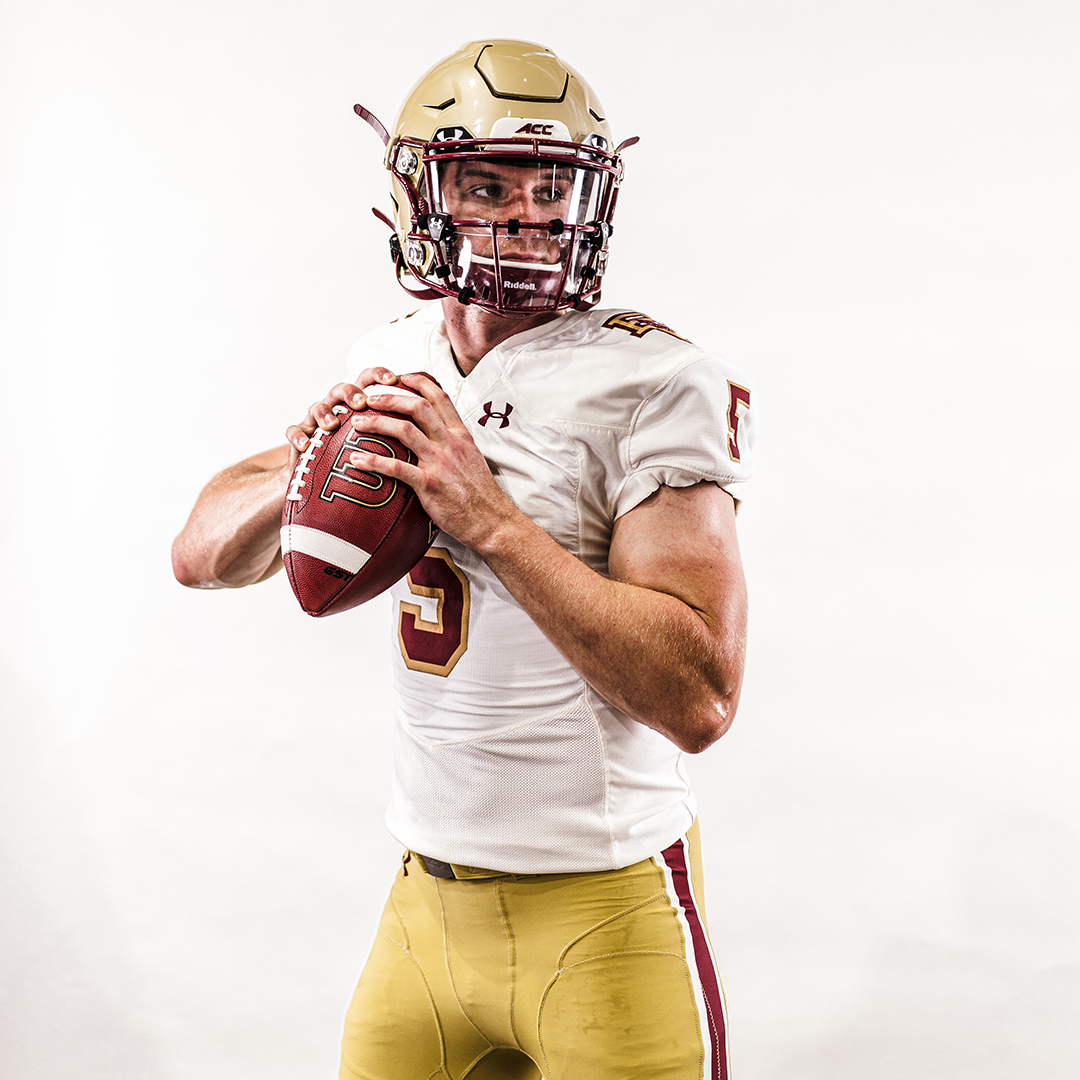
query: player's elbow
673 693 738 754
171 531 241 589
172 530 283 589
171 535 216 589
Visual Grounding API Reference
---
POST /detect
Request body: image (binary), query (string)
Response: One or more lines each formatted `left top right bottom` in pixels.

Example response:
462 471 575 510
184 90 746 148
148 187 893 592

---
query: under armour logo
434 126 472 142
478 402 513 429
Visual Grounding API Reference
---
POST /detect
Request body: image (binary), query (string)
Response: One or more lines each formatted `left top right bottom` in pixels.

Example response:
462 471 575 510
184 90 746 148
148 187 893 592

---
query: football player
173 39 756 1080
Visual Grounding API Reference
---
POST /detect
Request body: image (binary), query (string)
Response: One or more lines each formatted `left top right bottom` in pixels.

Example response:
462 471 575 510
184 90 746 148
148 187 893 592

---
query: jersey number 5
398 548 470 676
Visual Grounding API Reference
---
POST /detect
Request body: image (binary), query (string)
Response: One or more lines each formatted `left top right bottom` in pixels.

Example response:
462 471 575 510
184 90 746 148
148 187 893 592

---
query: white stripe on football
280 523 372 574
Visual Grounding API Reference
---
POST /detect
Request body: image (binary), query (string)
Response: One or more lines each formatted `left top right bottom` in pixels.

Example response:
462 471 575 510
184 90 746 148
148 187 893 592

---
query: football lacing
285 427 327 501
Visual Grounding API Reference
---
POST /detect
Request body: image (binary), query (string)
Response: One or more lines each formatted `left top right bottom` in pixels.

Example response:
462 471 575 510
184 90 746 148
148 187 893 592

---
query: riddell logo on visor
505 281 537 290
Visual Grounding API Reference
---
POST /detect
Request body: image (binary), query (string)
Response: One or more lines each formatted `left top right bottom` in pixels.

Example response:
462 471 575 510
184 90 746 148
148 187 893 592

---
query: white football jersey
347 303 756 873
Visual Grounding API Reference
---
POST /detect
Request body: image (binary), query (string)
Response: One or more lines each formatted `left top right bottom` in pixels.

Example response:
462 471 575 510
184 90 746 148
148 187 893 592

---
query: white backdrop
2 2 1078 1077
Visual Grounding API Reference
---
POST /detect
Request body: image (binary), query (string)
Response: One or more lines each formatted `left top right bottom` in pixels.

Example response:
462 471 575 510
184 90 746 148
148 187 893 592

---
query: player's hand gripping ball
280 385 435 616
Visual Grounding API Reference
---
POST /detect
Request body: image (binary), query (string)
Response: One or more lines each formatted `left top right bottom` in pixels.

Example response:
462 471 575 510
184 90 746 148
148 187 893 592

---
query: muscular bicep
608 482 746 631
172 443 293 589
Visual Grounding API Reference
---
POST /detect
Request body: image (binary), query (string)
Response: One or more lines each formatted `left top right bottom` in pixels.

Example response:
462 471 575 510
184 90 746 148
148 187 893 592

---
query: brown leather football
280 393 434 617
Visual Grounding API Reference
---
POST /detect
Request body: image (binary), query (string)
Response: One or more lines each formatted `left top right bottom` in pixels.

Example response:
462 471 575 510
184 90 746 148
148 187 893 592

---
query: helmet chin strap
354 104 389 146
370 207 396 231
367 206 444 300
396 260 444 302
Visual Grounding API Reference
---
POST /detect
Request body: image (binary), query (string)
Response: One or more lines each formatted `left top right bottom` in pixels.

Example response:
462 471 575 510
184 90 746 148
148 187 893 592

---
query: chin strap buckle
420 213 455 243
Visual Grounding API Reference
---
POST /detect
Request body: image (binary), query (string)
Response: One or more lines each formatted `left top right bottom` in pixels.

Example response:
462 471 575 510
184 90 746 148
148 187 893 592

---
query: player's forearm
478 513 746 753
172 455 292 589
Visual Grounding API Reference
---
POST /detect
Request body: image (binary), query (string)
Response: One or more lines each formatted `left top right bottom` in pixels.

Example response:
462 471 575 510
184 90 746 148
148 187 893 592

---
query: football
280 387 434 617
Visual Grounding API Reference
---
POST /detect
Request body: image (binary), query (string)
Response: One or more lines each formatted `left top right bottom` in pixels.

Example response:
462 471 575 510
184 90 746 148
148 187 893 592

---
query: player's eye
467 183 504 201
535 186 567 205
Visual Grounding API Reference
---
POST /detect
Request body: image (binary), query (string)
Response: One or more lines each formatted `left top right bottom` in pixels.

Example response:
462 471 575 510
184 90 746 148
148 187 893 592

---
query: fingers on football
285 404 332 450
356 391 432 435
306 395 349 434
348 448 419 488
355 367 400 392
384 372 464 435
350 408 430 457
324 382 366 410
285 424 310 451
287 389 352 451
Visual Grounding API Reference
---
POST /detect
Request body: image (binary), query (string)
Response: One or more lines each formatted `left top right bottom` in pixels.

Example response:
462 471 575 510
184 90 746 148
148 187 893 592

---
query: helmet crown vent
475 41 569 102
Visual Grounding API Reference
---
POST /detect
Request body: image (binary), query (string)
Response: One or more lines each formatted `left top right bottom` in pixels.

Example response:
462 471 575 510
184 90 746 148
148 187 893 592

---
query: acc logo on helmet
489 116 572 142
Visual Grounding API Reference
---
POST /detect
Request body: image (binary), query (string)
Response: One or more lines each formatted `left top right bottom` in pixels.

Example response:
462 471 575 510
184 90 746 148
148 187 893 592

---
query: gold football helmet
355 40 635 316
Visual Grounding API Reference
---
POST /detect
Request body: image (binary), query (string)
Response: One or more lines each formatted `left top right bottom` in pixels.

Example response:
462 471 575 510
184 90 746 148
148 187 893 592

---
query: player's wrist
467 499 533 561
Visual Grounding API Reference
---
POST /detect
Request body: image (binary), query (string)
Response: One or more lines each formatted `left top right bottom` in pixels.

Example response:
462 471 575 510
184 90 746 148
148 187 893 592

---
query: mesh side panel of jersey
388 697 610 874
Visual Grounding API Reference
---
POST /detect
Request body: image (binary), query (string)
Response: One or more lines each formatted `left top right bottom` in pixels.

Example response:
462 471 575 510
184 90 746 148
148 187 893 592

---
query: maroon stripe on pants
661 837 729 1080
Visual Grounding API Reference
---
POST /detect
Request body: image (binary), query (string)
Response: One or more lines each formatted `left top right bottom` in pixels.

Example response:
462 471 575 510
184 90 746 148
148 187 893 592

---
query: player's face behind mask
428 157 605 313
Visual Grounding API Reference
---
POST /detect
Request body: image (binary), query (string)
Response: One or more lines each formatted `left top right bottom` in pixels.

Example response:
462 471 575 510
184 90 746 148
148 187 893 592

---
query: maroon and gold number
398 548 470 676
727 382 751 463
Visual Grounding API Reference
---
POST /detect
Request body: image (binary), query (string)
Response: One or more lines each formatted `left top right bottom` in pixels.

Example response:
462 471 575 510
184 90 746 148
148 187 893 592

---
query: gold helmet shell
392 39 613 156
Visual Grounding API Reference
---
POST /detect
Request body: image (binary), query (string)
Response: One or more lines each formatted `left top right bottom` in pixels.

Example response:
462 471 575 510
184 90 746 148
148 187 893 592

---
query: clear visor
423 157 609 311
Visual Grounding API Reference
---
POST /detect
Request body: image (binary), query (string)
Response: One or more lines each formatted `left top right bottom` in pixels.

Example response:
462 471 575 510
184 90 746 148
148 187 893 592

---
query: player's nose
502 184 544 222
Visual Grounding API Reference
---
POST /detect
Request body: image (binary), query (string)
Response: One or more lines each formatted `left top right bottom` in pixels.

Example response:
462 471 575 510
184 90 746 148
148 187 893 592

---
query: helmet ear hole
394 146 419 175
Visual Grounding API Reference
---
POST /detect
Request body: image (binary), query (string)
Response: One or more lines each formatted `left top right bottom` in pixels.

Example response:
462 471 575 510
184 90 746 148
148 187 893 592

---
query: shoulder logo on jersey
726 382 751 463
478 401 513 429
602 312 689 342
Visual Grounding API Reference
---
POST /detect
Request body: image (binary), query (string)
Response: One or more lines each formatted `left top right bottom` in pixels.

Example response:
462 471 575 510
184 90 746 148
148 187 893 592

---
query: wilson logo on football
320 433 400 508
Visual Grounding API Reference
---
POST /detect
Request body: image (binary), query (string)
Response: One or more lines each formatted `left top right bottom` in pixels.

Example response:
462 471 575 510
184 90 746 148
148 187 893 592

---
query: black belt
419 854 456 879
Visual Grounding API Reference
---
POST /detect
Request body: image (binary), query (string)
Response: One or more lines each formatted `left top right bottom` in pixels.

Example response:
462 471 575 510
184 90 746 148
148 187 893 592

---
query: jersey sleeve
344 307 438 381
612 357 757 519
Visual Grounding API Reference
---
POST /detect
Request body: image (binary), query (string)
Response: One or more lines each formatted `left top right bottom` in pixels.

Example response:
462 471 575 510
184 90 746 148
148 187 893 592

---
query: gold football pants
339 822 729 1080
